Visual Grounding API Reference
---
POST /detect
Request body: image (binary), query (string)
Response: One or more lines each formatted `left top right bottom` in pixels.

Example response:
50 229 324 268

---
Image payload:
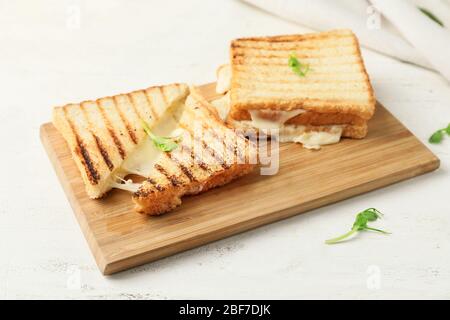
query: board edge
40 123 110 274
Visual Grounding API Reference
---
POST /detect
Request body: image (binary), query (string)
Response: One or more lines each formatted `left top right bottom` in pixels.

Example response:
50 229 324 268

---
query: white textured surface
0 0 449 299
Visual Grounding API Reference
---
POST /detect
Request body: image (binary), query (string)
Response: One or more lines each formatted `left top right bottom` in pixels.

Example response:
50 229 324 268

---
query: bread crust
132 163 254 215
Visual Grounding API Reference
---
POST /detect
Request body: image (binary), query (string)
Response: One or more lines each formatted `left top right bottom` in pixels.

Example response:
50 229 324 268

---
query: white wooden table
1 0 449 299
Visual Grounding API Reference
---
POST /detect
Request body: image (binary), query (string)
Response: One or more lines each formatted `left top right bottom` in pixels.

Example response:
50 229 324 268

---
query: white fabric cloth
370 0 450 82
242 0 450 82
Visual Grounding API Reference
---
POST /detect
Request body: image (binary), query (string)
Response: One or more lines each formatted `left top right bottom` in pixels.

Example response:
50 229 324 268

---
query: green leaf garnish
418 7 444 27
429 130 444 144
141 120 180 152
429 124 450 144
325 208 390 245
288 53 310 77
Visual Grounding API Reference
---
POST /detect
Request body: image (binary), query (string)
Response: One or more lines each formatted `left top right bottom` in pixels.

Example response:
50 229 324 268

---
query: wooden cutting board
40 82 440 275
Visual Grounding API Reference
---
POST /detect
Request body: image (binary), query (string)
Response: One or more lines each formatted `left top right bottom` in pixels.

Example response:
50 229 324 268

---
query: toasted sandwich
53 84 256 215
213 29 376 149
53 83 189 199
132 87 256 215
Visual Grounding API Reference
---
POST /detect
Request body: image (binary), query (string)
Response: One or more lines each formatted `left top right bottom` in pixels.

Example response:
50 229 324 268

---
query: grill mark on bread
232 46 356 54
174 159 197 182
77 142 101 184
233 129 252 163
232 59 361 67
179 123 230 170
160 87 169 108
200 122 244 164
232 50 357 59
232 32 352 44
234 143 245 163
143 90 159 121
178 123 212 169
92 134 114 171
126 93 145 120
112 96 138 144
62 107 100 184
233 67 364 77
204 140 232 170
154 163 183 187
179 144 210 172
183 107 243 166
230 76 366 84
79 102 117 173
232 48 356 57
176 125 216 172
134 189 150 198
146 178 165 192
178 163 196 182
165 150 197 182
96 101 126 159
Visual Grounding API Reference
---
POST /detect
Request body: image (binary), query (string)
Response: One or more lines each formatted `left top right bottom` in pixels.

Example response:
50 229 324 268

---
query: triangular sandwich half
52 83 189 198
131 87 257 215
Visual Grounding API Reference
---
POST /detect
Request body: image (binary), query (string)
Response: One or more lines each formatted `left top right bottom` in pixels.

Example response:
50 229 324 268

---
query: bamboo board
40 83 440 274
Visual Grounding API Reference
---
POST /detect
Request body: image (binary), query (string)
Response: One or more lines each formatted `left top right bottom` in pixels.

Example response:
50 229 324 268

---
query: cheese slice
110 177 141 193
248 109 306 130
110 101 186 191
279 125 343 149
235 120 343 149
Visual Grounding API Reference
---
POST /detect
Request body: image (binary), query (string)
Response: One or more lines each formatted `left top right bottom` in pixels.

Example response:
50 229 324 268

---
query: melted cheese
109 102 186 192
279 125 343 150
120 138 160 177
236 120 343 150
110 178 141 193
248 109 306 129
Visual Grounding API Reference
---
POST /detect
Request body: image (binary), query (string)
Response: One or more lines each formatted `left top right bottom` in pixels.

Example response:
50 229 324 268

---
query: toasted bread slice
210 90 367 140
52 83 189 198
212 83 366 130
229 29 376 120
132 87 257 215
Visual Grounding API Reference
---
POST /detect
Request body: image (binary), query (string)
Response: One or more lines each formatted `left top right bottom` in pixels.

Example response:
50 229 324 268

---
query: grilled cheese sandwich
53 83 189 198
53 84 256 215
213 29 375 149
132 87 257 215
